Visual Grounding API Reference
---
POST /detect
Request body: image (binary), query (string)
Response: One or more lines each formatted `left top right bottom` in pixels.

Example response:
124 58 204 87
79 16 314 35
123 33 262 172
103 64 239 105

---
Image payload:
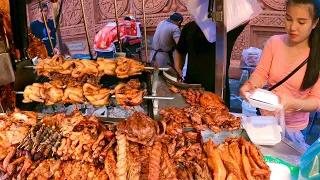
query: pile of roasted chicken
34 55 145 79
0 106 270 180
162 92 242 133
181 88 204 106
22 79 147 107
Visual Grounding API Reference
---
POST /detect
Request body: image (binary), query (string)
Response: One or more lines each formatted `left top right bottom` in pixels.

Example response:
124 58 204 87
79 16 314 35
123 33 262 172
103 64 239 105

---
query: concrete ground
229 79 320 146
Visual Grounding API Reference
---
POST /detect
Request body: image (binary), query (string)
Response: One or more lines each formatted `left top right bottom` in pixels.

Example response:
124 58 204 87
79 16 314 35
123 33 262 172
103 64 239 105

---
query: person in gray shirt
150 13 183 67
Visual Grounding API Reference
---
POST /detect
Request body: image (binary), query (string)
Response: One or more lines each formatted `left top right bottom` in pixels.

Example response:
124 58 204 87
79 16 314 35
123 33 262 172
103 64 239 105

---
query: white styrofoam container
243 116 282 146
267 162 291 180
246 88 280 111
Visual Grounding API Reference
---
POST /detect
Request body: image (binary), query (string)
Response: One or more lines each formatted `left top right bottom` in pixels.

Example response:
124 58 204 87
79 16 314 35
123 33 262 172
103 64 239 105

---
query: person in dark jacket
174 21 247 107
30 3 57 56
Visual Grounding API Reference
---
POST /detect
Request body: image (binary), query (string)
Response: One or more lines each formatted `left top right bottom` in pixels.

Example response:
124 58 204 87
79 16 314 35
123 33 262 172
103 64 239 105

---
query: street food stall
0 0 308 179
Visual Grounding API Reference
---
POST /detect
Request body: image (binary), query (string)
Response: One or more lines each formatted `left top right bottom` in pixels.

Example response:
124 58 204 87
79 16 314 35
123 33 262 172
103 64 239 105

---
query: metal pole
142 0 148 62
80 0 93 59
38 0 55 56
213 0 227 98
113 0 122 52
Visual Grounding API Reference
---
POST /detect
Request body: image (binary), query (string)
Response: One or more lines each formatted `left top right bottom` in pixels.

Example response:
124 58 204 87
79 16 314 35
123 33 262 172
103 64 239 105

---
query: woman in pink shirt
240 0 320 136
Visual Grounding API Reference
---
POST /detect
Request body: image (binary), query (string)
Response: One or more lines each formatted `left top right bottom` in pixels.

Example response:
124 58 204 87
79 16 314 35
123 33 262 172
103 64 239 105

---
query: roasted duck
22 83 45 103
97 58 117 76
33 56 145 78
117 112 166 146
83 83 112 106
114 79 147 108
116 57 145 78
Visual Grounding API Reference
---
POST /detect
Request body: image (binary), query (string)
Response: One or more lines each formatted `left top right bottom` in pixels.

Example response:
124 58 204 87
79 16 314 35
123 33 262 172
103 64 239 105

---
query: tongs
167 62 184 82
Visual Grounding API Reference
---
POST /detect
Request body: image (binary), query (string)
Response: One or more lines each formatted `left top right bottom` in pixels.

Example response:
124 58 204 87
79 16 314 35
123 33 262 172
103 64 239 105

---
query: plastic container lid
243 116 282 146
267 162 291 180
246 88 280 111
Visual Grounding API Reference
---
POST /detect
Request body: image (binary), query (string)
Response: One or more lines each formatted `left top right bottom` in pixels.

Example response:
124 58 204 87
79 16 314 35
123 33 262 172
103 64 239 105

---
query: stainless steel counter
155 74 305 159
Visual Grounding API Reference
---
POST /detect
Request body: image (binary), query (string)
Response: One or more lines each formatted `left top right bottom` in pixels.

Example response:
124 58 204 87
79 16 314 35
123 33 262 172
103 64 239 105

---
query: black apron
151 49 174 65
151 19 177 64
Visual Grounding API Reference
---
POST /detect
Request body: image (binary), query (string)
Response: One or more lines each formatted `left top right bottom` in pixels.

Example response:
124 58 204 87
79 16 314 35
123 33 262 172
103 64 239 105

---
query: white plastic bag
242 47 262 66
187 0 263 43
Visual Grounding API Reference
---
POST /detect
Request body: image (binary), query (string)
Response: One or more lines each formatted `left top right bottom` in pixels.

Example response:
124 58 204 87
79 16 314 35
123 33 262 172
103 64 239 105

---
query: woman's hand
273 93 302 115
240 81 258 101
276 93 298 111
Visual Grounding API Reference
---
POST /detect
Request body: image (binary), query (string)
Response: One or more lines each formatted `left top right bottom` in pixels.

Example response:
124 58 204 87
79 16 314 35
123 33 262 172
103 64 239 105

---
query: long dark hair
287 0 320 90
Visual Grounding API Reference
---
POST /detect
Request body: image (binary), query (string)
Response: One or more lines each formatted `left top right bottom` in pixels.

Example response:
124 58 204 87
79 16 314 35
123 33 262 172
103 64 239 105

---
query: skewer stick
114 0 123 52
24 65 170 71
80 0 93 59
111 95 174 100
14 91 174 100
39 0 55 55
142 0 149 62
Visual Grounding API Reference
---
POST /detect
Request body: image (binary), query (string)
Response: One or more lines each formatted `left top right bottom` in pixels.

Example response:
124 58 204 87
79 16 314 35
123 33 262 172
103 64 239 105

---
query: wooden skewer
113 0 122 52
80 0 93 59
38 0 55 55
142 0 149 62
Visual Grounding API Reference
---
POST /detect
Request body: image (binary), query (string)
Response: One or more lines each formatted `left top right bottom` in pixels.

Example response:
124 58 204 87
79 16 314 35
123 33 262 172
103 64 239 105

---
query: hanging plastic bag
274 108 310 150
187 0 263 43
226 0 263 31
299 137 320 179
242 47 262 66
285 128 310 150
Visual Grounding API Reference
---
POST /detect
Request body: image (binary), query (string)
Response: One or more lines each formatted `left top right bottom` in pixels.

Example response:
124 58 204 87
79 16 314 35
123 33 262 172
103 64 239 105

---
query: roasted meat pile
0 109 115 179
34 55 145 78
204 137 271 180
26 28 48 60
0 107 270 180
181 88 203 106
183 106 242 133
114 79 147 108
0 108 37 160
161 106 241 134
166 92 241 133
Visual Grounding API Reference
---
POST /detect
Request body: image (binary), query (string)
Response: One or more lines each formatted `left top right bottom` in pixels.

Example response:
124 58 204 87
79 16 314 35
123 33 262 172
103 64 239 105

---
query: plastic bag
226 0 263 31
285 128 310 150
187 0 263 43
275 108 310 150
299 137 320 180
242 47 262 66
